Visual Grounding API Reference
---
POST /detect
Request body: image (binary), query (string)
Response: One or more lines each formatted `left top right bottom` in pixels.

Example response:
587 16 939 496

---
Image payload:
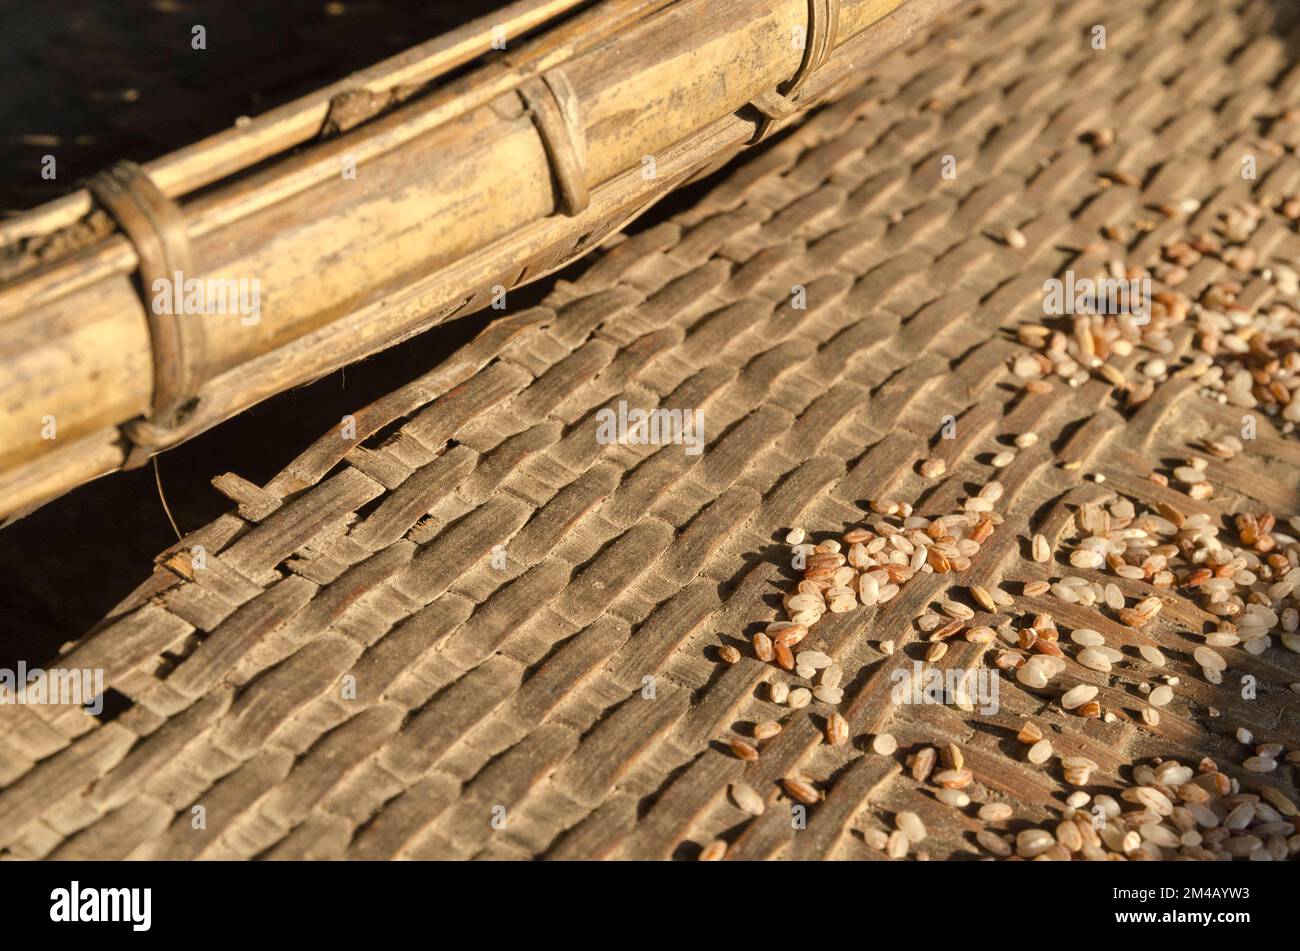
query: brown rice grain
783 777 819 806
934 768 973 789
1017 721 1044 743
729 739 759 762
825 712 850 746
699 839 727 861
911 747 937 783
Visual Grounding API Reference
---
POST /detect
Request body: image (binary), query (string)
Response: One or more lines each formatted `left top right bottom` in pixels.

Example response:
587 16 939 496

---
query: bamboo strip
0 428 126 521
184 0 676 240
146 0 601 198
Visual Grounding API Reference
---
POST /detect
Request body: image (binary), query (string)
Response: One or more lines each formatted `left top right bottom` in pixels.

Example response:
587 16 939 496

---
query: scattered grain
934 768 974 789
1062 684 1099 710
872 733 898 756
1070 628 1105 647
979 802 1014 822
1139 644 1165 667
911 747 937 783
699 839 727 861
977 829 1012 856
729 739 759 762
730 782 766 816
897 811 927 842
782 777 819 806
814 685 844 705
825 712 849 746
886 829 910 859
936 789 970 808
920 458 946 478
1016 829 1054 857
1017 721 1044 743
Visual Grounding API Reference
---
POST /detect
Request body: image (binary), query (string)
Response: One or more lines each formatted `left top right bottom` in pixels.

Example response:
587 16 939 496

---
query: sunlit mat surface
2 0 1299 860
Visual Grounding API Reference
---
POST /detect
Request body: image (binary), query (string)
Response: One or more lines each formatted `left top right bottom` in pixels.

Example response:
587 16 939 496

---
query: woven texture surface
3 0 1300 860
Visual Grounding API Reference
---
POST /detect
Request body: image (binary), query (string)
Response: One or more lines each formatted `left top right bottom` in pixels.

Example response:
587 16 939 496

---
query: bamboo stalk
185 0 674 240
0 0 955 524
148 0 601 198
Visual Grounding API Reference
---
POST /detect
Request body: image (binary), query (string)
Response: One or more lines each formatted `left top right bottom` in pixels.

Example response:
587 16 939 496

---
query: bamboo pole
0 0 954 524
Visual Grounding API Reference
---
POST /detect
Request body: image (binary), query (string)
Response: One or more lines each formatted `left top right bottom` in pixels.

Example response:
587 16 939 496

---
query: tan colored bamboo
0 0 952 524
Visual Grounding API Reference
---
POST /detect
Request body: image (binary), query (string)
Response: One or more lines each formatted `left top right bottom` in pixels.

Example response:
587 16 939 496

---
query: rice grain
730 782 766 815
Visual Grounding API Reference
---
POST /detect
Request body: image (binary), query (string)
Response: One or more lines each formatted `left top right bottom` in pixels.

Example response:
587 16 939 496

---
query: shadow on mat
1266 0 1300 62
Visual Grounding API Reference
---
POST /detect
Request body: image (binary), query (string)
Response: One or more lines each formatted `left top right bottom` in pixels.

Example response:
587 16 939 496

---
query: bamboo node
87 160 207 467
518 68 589 216
748 0 840 142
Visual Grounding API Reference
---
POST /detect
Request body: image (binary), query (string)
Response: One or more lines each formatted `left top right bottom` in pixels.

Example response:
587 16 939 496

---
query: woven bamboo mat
4 0 1300 860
